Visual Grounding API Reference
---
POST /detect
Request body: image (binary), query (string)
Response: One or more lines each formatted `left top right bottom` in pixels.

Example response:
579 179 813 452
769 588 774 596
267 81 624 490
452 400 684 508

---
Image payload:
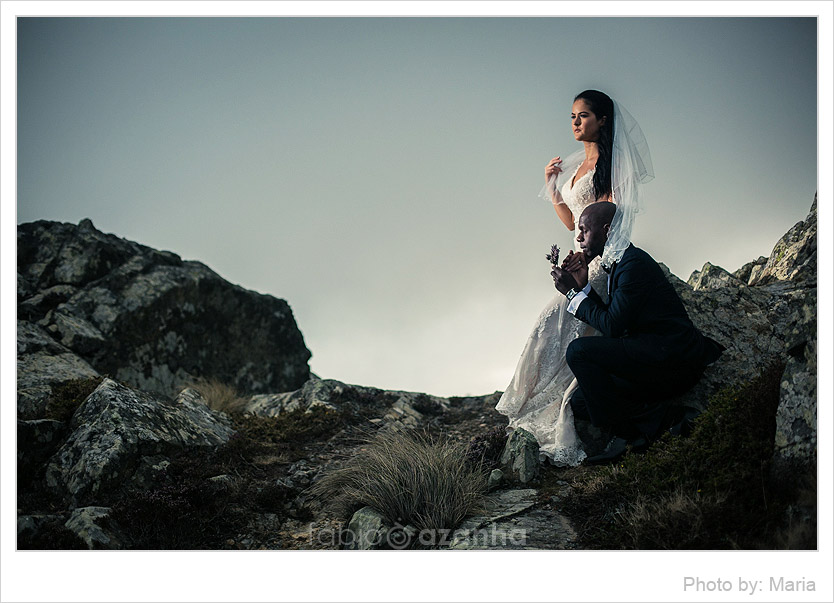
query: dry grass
187 377 248 414
308 429 489 538
618 487 731 549
769 468 817 550
560 362 816 549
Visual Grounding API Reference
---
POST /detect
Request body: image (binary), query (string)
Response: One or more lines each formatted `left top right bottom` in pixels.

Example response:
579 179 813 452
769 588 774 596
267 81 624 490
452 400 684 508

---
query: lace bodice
561 166 597 233
559 166 608 303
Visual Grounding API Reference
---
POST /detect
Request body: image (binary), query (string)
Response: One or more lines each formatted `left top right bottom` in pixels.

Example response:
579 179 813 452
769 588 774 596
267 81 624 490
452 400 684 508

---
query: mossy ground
21 369 814 551
107 405 355 549
43 376 105 423
538 362 817 549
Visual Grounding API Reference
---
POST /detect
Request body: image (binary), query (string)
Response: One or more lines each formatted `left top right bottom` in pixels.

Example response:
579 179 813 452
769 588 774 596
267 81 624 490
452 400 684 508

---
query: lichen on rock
44 378 234 504
17 218 312 401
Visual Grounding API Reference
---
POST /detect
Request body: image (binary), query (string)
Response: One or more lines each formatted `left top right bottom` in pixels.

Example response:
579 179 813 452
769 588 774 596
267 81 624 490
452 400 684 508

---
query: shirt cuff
567 283 592 315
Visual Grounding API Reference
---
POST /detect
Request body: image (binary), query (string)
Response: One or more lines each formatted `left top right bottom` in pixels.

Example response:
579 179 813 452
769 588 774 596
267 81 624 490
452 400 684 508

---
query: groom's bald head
580 201 616 230
577 201 617 260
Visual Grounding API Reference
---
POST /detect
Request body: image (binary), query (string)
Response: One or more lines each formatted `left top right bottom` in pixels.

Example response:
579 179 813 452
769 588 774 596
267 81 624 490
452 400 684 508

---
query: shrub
187 377 248 414
562 362 807 549
618 487 731 549
466 425 508 470
308 429 489 544
17 520 88 550
110 481 234 549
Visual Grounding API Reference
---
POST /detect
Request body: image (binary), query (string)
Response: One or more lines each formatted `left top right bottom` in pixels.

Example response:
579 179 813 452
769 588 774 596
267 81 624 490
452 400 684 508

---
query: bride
495 89 654 466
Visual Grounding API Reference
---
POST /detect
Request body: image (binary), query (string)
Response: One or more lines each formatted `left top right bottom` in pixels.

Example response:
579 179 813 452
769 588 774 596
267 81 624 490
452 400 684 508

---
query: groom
551 202 723 464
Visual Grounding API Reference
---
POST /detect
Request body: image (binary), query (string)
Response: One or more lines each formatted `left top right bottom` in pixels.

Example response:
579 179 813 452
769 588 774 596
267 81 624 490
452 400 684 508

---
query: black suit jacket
574 244 718 368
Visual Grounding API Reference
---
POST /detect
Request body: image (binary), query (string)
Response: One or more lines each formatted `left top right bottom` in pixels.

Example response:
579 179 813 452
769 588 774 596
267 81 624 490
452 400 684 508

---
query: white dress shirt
567 265 614 315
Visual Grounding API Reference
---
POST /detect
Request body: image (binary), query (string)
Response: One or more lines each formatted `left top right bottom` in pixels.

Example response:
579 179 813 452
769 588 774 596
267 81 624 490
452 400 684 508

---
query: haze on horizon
17 17 817 396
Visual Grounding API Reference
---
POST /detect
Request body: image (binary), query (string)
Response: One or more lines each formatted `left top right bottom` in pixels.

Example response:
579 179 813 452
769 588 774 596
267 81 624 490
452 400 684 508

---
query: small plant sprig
545 243 560 267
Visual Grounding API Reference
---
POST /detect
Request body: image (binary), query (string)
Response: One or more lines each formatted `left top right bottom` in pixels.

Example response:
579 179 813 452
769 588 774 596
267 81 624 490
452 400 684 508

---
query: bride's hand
545 156 562 183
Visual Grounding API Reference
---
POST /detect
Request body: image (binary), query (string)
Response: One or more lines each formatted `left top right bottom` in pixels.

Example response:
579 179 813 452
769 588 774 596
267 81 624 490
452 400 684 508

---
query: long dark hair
574 90 614 200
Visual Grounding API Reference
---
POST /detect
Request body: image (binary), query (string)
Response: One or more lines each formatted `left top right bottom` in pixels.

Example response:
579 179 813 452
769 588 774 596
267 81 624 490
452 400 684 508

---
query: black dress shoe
669 407 701 437
586 435 649 464
586 436 630 464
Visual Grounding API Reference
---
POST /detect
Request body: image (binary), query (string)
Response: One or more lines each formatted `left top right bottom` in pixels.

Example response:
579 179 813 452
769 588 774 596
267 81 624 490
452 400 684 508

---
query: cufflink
566 288 579 302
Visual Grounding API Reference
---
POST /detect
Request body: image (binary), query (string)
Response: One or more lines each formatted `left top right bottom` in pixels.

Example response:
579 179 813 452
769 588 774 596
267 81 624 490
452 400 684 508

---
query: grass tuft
187 377 248 414
309 429 489 542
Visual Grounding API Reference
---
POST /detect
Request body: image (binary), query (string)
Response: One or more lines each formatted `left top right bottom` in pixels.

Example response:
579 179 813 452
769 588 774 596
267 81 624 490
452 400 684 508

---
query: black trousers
565 335 704 440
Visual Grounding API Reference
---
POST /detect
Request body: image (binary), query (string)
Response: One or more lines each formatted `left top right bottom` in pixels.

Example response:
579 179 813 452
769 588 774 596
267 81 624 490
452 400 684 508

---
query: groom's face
576 214 610 260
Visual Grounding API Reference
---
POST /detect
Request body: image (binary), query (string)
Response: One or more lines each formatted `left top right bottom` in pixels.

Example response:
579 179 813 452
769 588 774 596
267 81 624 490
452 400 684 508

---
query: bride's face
571 99 606 142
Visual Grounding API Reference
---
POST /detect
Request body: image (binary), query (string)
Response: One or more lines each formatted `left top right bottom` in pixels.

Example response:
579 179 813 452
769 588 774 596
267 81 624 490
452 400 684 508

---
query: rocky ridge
17 197 817 549
18 219 311 418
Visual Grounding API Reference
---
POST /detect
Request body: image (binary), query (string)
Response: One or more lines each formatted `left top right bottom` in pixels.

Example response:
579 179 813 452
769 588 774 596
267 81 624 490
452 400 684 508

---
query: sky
16 16 818 398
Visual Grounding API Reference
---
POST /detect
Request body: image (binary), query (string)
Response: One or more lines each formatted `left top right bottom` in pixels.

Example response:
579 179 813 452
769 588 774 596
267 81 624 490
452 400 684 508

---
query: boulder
733 256 768 286
246 378 352 416
343 506 391 550
772 339 817 482
687 262 743 291
44 378 234 504
17 218 311 398
487 469 504 491
64 506 123 549
669 274 784 412
500 428 540 484
17 320 100 419
18 284 79 321
749 194 817 286
129 455 172 489
245 378 447 431
17 218 138 292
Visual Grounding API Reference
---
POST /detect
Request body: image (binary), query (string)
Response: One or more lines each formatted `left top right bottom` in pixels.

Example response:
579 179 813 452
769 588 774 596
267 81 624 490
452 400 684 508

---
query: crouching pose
552 202 723 463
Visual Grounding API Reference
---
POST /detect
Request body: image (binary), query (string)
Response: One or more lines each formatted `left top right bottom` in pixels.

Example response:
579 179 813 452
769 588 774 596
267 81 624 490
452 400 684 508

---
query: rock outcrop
676 196 817 475
449 487 576 550
17 320 100 419
244 377 450 431
17 218 311 417
772 339 817 482
749 196 817 287
44 378 234 504
686 262 740 290
64 506 124 550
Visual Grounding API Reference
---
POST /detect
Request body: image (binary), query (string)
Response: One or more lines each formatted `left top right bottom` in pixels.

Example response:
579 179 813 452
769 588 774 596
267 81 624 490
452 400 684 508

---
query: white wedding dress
495 165 609 467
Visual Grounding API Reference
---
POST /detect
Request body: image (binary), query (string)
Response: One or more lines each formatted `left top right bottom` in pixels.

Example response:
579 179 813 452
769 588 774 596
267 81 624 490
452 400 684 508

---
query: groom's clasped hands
551 250 589 296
